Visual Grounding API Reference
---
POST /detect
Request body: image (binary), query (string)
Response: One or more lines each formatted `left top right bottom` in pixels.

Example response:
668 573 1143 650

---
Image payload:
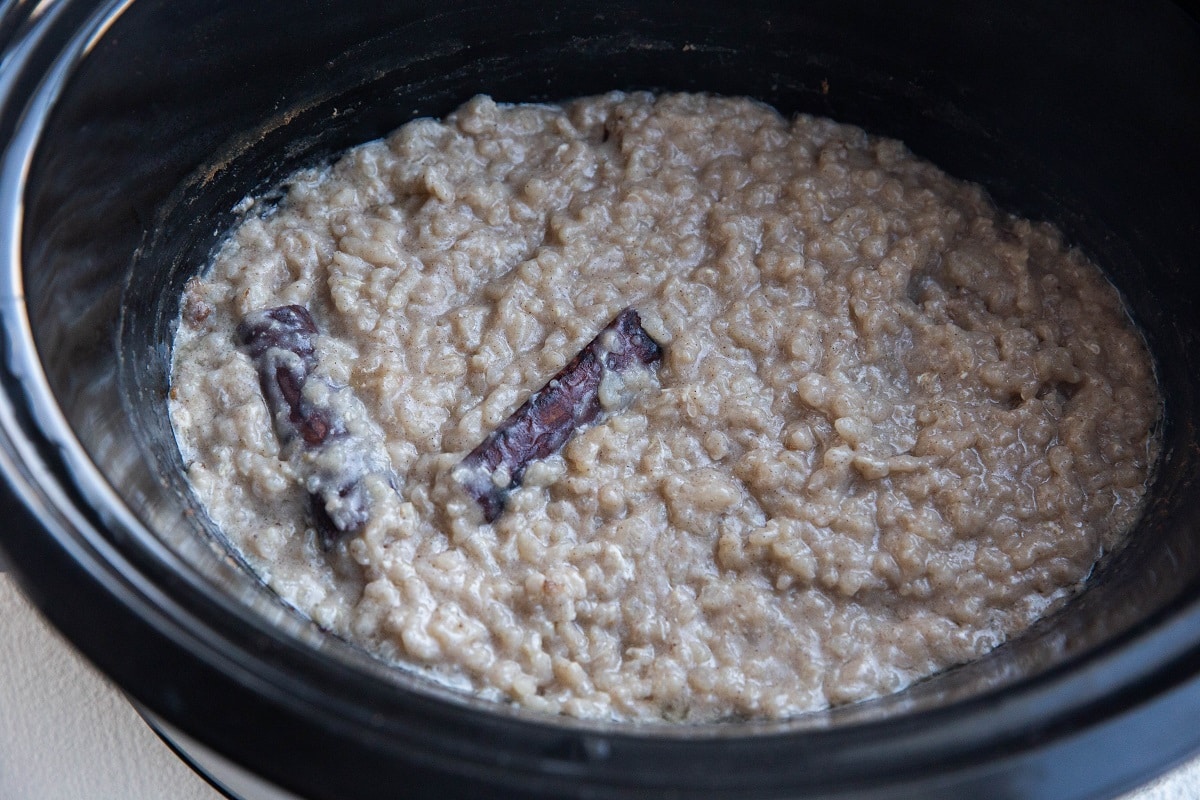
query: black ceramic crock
1 1 1199 798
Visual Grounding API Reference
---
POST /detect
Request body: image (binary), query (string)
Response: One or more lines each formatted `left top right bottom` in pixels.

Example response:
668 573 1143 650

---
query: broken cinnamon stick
238 305 338 447
238 305 369 545
454 307 663 522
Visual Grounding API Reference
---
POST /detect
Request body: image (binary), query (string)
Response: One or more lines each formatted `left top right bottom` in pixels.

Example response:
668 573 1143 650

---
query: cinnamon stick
238 305 338 446
454 308 663 522
238 305 369 544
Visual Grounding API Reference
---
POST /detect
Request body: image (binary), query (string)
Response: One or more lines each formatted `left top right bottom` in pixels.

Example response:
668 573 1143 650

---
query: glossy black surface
1 1 1199 798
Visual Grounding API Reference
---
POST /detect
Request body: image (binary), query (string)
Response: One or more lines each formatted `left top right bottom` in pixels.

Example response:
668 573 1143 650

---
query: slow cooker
1 1 1199 798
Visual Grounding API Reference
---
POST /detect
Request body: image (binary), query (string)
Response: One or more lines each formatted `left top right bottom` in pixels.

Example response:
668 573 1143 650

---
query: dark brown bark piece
455 307 663 522
237 304 341 447
238 304 366 546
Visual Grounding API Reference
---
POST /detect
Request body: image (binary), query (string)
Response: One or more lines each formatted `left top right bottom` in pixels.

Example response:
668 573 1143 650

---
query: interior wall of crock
14 0 1200 726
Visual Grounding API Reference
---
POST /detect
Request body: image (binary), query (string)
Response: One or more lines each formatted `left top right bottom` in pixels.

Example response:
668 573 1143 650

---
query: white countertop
0 572 224 800
1 570 1197 800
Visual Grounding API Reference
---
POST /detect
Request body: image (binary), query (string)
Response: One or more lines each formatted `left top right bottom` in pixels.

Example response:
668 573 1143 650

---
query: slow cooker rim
3 1 1200 798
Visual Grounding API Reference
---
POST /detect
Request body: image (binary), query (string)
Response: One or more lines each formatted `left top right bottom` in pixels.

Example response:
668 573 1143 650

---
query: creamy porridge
169 92 1161 721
